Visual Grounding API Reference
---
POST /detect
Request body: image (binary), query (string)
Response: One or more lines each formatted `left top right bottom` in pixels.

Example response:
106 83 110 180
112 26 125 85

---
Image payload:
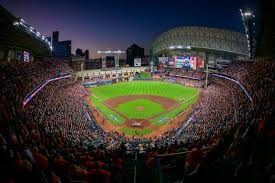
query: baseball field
89 81 199 136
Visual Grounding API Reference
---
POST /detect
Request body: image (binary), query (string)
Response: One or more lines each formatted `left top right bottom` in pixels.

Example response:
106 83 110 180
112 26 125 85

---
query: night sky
0 0 257 58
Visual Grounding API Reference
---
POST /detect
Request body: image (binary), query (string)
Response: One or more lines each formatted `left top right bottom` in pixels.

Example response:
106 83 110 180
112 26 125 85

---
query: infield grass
116 99 165 119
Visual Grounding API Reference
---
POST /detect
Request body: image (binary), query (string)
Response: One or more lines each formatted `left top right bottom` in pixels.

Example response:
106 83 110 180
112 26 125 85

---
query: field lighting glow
13 17 52 50
169 45 191 50
244 12 252 16
97 50 126 54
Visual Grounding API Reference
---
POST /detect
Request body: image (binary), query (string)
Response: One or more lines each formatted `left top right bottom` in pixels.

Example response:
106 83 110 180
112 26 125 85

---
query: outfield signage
134 58 141 67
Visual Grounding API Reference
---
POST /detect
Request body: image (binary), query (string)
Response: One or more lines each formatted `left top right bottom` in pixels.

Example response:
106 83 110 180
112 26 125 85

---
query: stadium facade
0 5 51 61
150 26 249 70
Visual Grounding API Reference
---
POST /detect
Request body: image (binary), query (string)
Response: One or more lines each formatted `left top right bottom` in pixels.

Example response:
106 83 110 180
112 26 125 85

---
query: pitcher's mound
136 106 144 111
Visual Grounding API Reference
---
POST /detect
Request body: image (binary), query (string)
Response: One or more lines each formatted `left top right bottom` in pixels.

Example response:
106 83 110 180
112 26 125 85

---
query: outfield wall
74 67 149 78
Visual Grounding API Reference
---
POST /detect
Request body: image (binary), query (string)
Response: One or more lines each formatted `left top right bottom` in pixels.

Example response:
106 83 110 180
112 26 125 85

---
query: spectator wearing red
185 142 204 170
87 161 111 183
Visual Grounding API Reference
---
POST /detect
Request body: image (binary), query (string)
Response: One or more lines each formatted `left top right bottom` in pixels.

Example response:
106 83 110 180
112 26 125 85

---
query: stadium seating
0 59 274 183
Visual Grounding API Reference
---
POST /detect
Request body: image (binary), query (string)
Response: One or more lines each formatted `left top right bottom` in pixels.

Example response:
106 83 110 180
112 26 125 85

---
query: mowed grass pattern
90 81 200 129
116 99 165 119
90 81 198 101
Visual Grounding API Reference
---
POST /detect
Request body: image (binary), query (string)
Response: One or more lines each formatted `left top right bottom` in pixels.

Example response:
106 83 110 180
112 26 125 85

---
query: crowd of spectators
166 69 205 80
163 76 205 88
153 68 205 88
1 60 71 102
145 60 274 183
0 59 274 183
83 76 111 83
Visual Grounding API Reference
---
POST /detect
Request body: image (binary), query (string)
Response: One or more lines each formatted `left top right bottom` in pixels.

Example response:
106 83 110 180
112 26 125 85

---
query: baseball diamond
88 81 199 137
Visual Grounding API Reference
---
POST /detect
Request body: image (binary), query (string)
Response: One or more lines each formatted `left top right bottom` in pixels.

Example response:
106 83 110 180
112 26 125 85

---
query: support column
115 54 120 68
205 64 209 88
102 56 106 69
81 62 84 82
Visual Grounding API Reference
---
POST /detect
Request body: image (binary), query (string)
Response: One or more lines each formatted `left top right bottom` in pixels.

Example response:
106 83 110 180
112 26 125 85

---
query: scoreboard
158 56 204 70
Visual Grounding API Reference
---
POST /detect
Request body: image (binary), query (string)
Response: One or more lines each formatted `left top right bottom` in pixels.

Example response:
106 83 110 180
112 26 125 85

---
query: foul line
151 92 199 123
92 94 129 122
93 91 199 125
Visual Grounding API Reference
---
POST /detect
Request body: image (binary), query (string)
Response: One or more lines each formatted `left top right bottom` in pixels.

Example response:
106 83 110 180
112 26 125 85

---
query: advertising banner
134 58 141 67
168 57 175 66
159 57 169 65
198 57 204 68
23 51 29 62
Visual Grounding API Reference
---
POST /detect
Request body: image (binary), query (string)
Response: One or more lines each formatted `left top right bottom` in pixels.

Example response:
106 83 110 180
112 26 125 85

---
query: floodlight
13 21 19 26
244 12 252 16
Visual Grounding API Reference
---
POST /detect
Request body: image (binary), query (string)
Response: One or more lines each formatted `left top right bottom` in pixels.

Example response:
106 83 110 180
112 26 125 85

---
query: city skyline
0 0 257 59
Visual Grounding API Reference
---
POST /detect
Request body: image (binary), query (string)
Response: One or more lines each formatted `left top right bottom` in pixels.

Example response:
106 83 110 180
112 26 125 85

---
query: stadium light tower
97 50 125 69
240 9 256 59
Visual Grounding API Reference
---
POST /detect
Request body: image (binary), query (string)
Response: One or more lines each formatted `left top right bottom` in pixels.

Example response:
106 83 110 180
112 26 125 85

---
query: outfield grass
116 99 165 119
90 81 198 101
119 127 153 136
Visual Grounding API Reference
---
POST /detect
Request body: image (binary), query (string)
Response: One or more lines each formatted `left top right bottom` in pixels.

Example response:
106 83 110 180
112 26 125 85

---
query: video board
158 55 204 70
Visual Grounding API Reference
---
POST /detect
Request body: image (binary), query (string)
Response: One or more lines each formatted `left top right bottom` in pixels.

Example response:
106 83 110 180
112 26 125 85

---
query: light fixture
244 12 252 16
13 21 19 26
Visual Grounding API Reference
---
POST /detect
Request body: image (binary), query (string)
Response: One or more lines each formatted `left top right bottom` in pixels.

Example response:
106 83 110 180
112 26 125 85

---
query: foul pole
205 64 209 87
